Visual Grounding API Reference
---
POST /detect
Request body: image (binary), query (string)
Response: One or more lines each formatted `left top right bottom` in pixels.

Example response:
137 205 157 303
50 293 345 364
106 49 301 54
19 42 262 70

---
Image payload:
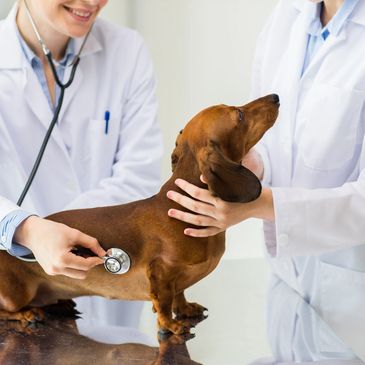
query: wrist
13 215 39 249
249 187 274 221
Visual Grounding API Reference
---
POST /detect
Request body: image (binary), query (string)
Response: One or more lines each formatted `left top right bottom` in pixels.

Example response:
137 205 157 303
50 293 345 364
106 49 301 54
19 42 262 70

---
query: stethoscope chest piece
103 248 131 275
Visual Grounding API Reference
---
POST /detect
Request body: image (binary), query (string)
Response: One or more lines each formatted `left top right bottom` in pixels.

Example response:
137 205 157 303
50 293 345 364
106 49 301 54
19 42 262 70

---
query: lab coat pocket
85 118 120 184
301 84 365 170
318 261 365 355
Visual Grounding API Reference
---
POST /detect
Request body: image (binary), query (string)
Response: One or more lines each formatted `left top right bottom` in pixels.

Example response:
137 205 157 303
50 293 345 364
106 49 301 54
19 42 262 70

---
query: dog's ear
171 129 184 172
197 141 261 203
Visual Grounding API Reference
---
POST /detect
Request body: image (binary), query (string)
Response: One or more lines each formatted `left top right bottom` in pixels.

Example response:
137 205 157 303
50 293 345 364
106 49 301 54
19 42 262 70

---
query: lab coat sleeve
0 210 34 256
0 198 33 255
64 38 163 210
272 164 365 257
0 197 26 223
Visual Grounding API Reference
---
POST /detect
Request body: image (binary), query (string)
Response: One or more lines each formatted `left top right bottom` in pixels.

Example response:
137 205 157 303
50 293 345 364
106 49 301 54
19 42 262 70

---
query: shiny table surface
1 259 364 365
0 319 364 365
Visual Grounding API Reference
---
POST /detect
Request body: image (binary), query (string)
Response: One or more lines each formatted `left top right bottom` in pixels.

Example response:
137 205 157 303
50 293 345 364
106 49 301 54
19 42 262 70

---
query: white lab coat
252 0 365 361
0 5 163 328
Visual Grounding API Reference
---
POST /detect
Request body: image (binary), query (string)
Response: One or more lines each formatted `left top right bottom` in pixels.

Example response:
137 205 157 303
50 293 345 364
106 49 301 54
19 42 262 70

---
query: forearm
272 180 365 257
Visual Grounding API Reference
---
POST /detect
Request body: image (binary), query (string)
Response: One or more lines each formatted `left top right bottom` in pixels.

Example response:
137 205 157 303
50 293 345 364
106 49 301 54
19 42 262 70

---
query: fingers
58 268 89 280
174 179 215 204
168 209 216 227
184 227 223 237
44 253 103 279
167 178 225 238
74 231 106 257
62 253 104 271
167 191 214 217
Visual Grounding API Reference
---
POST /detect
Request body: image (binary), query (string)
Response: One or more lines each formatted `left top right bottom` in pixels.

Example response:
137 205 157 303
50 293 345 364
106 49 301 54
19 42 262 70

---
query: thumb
200 174 208 184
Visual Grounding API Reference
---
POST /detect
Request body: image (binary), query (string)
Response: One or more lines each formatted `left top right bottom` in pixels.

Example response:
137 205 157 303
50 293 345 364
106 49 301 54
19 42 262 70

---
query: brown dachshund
0 94 279 335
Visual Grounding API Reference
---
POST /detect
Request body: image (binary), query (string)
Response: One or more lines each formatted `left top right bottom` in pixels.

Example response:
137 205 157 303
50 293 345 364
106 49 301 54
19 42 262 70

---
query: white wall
0 0 278 259
0 0 13 17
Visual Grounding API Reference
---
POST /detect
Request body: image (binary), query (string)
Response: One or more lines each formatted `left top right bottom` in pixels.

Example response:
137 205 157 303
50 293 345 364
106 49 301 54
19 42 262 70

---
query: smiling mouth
64 6 94 21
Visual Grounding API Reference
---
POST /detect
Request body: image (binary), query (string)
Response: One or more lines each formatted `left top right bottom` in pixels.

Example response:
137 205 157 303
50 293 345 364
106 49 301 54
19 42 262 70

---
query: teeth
71 9 91 18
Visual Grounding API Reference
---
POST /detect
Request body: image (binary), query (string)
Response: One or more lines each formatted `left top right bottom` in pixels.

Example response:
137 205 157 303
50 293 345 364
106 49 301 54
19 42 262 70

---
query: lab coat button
278 233 289 247
1 235 6 244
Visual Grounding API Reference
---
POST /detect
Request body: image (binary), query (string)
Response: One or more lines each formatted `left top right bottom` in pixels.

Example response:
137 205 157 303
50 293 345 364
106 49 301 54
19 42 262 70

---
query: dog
0 94 279 335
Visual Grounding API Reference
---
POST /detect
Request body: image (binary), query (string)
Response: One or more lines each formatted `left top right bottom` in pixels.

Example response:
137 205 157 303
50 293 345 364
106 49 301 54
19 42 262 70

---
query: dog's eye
237 109 244 122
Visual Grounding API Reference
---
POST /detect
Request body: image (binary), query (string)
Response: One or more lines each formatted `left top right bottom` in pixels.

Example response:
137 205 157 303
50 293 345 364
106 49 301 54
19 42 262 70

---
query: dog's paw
20 308 46 327
43 299 81 319
159 319 192 335
174 302 208 319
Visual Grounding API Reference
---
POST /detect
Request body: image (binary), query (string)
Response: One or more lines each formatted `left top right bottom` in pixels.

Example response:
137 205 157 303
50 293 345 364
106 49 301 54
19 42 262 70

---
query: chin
66 25 93 39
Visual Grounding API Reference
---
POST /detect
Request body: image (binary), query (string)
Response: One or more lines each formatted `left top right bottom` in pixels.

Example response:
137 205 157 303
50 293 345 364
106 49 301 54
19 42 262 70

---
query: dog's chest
175 245 225 292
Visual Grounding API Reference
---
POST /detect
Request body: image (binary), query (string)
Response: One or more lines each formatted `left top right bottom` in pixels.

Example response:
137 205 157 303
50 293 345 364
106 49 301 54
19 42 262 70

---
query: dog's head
171 94 279 203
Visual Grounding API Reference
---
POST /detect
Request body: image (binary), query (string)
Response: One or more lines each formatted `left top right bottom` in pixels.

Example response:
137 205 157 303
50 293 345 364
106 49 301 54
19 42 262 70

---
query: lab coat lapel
301 32 346 81
301 0 365 80
58 33 102 122
271 4 312 184
22 63 71 157
22 64 54 129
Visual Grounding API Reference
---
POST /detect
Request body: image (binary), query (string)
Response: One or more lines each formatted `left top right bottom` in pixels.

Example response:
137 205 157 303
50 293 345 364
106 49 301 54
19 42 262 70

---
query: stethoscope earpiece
103 248 131 275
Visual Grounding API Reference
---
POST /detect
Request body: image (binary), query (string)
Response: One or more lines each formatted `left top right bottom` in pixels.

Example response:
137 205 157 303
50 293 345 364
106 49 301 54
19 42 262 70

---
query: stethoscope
10 0 131 275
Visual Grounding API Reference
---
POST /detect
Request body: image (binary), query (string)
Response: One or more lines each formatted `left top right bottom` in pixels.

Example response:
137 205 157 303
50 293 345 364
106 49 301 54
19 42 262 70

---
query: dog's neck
159 149 205 194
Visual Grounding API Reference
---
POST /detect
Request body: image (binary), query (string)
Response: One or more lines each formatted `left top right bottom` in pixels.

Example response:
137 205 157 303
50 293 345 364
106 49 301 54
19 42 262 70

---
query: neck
159 152 204 196
321 0 345 26
16 2 69 61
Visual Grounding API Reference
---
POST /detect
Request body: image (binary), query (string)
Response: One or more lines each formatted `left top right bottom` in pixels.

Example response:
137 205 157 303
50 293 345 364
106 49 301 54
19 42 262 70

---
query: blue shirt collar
15 26 75 68
307 0 360 38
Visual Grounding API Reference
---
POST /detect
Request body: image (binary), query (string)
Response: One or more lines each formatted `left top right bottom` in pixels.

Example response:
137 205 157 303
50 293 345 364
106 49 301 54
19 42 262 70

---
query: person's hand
167 177 274 238
14 216 106 279
241 148 264 180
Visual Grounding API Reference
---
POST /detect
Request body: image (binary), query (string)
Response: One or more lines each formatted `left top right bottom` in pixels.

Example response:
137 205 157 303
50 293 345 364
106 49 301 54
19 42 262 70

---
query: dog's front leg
148 260 191 335
173 292 207 319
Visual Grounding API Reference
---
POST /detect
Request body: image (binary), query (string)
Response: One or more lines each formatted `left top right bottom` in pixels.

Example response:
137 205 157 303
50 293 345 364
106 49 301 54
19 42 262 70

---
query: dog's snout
270 94 280 105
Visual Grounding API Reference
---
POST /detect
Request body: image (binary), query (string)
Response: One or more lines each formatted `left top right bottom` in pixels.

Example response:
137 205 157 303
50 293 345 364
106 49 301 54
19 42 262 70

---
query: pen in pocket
104 111 110 134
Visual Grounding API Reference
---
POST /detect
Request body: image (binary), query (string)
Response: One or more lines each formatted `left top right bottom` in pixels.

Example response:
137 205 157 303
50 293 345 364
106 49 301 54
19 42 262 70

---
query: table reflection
0 315 364 365
0 317 204 365
1 258 365 364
